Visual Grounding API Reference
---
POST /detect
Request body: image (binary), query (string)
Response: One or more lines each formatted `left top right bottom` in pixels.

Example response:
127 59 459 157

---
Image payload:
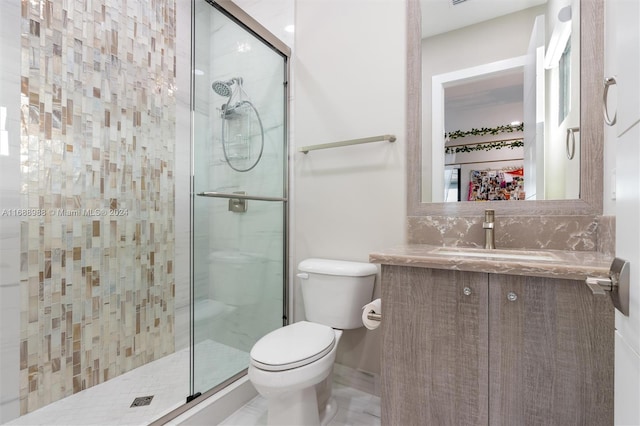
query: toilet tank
298 258 377 329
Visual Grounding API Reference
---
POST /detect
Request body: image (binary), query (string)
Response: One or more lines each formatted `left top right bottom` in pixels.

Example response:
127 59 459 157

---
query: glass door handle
196 191 287 202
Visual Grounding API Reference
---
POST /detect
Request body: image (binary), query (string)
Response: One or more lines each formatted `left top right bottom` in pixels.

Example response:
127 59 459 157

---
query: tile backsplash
408 215 614 254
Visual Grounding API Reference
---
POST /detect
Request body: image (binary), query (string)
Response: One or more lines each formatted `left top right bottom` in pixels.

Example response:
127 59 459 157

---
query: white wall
293 0 406 375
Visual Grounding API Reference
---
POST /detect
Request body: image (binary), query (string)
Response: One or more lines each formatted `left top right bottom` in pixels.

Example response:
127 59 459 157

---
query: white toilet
248 258 377 426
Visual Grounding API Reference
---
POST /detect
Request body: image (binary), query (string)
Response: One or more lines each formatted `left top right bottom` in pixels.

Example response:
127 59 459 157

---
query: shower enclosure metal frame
186 0 290 417
153 2 291 422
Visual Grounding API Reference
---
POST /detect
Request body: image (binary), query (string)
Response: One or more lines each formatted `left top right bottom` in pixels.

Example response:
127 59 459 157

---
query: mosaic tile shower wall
19 0 176 414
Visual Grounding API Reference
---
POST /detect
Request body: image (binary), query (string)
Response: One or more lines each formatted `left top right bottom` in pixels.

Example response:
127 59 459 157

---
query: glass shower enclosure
190 0 289 397
0 0 288 423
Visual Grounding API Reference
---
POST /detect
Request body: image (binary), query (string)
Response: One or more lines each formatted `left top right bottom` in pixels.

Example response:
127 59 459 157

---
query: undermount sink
429 246 560 262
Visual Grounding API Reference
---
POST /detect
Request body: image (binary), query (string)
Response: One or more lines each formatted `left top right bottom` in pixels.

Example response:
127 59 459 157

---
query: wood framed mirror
407 0 603 217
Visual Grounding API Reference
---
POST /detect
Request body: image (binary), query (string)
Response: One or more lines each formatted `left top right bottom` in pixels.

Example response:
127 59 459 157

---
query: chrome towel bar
197 191 287 202
298 134 396 154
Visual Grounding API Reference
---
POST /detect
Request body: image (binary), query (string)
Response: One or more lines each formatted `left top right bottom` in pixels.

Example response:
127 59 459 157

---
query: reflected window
444 167 461 202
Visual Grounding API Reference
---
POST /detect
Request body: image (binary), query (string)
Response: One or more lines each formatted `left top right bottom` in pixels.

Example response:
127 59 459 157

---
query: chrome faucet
483 209 495 249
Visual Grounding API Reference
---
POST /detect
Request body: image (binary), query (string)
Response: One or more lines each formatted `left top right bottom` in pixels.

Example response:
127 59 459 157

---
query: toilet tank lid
298 258 377 277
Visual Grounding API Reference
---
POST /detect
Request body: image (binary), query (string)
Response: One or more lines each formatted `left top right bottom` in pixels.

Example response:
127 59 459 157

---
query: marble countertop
369 244 614 281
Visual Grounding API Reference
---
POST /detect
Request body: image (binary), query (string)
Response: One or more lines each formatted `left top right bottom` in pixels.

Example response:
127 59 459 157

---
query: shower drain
130 396 154 407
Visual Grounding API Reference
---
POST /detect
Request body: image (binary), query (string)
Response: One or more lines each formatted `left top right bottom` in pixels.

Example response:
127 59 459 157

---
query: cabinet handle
463 287 472 296
507 292 518 302
603 76 617 126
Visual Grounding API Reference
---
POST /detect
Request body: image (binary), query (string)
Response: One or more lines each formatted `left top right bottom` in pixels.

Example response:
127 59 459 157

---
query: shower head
211 77 242 97
212 80 233 97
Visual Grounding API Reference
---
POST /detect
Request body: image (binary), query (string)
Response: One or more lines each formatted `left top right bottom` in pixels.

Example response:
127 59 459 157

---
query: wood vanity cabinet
380 265 614 426
380 266 489 424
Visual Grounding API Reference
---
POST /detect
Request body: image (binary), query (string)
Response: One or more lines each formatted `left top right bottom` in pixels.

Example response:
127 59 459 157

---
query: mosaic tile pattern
18 0 176 414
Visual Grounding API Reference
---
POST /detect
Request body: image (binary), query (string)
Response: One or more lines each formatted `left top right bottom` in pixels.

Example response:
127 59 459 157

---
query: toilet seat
250 321 335 372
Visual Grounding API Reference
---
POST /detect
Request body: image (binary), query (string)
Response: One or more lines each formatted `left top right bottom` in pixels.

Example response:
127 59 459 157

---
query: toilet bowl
247 258 377 426
248 322 343 425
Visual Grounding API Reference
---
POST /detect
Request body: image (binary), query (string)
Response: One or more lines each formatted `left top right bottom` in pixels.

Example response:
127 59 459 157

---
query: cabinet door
381 266 488 425
489 275 614 425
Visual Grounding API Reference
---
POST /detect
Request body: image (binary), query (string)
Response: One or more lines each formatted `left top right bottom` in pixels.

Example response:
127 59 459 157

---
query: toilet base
320 396 338 426
266 386 319 426
265 390 338 426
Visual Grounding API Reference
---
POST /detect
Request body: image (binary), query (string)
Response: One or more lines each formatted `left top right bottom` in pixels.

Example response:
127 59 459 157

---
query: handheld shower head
212 80 233 97
211 77 243 97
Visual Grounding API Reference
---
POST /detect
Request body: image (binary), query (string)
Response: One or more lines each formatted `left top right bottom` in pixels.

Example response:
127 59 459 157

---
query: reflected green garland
445 123 524 140
445 139 524 155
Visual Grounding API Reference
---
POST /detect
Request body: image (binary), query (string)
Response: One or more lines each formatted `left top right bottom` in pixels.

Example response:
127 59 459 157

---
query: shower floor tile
6 340 248 426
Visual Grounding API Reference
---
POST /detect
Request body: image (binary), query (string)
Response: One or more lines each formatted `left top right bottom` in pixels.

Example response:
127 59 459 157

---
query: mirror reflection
421 0 580 203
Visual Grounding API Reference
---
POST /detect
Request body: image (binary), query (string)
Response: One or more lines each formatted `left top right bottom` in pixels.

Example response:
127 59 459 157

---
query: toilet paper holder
585 257 630 316
366 312 381 321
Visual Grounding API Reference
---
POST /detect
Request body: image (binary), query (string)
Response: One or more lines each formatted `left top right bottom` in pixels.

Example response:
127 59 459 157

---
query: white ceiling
421 0 547 38
445 71 524 112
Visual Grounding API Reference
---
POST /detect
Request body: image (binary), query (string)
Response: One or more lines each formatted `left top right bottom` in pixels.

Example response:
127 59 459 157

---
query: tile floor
219 383 381 426
6 336 381 426
6 340 248 426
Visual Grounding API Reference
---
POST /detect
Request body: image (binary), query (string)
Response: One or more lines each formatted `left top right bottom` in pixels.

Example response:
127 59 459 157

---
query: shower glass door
191 0 288 396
